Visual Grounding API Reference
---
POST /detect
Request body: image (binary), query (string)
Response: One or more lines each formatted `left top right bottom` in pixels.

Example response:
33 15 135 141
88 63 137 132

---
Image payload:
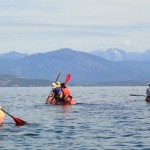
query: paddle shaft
129 94 146 96
1 108 13 118
55 72 61 82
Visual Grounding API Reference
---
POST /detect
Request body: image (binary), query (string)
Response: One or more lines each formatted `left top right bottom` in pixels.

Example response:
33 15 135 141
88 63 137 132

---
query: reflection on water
0 86 150 149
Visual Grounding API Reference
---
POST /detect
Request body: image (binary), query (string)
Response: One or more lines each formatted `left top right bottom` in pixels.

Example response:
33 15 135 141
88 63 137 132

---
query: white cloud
0 0 150 53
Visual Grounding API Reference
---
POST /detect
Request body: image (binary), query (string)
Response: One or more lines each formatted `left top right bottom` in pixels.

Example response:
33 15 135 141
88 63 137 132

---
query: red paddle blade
65 74 71 84
13 116 28 126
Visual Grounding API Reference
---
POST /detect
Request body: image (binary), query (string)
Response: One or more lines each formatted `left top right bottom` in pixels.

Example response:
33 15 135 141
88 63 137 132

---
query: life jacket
61 87 71 97
54 88 61 96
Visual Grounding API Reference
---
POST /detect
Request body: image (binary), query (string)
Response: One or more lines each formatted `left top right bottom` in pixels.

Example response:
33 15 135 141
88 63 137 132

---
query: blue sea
0 86 150 150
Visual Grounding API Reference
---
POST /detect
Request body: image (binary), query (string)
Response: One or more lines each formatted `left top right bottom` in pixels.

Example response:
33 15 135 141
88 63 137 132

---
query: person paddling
49 81 72 103
47 74 75 105
146 82 150 98
52 82 63 101
61 83 71 101
48 81 63 103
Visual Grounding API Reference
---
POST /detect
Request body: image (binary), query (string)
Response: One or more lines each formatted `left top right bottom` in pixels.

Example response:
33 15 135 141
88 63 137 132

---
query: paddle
129 94 146 96
64 73 71 84
55 72 61 83
45 72 61 104
1 108 28 126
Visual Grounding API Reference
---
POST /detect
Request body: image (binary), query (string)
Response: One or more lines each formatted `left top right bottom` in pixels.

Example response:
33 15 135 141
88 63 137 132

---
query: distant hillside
0 74 148 86
0 51 28 59
0 75 50 87
0 48 150 85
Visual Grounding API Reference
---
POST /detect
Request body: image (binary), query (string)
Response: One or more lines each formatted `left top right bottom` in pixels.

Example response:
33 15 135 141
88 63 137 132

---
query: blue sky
0 0 150 54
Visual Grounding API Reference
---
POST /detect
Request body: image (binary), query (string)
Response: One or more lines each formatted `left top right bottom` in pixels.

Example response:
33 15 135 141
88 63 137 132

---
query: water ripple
0 86 150 149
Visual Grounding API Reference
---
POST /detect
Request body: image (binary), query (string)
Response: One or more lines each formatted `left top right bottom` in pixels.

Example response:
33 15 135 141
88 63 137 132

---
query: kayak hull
47 95 76 105
145 97 150 102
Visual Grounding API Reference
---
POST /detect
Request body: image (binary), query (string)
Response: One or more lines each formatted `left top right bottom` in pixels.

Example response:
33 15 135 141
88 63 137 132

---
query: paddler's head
52 82 61 89
61 83 66 88
147 82 150 87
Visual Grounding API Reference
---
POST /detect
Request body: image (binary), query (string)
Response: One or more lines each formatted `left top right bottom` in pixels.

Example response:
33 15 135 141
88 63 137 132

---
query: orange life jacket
61 87 71 96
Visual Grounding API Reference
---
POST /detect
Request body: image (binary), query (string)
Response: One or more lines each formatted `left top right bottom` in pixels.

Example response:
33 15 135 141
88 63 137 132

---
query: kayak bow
145 97 150 102
47 95 76 105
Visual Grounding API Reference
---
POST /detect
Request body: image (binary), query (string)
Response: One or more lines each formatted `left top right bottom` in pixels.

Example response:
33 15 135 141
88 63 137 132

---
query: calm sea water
0 86 150 150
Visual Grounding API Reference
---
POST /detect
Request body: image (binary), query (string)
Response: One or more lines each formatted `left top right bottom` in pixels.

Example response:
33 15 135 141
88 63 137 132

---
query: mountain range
0 48 150 85
0 51 28 59
90 48 150 61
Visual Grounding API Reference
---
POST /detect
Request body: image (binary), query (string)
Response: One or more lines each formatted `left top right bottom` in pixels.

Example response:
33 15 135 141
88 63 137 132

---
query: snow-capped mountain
90 48 150 61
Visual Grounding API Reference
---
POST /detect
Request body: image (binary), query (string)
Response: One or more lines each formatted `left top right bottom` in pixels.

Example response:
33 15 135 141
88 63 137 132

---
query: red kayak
145 97 150 102
47 94 76 105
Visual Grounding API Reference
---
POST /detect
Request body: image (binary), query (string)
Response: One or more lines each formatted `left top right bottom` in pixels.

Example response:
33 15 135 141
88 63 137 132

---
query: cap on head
147 82 150 86
52 82 61 88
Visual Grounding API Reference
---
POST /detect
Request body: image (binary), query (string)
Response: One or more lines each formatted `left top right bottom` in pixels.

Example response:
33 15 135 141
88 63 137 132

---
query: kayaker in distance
146 82 150 98
46 73 75 105
47 81 73 104
52 82 71 103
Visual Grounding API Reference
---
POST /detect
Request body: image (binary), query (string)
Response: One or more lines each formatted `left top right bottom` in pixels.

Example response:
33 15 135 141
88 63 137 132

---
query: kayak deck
47 95 76 105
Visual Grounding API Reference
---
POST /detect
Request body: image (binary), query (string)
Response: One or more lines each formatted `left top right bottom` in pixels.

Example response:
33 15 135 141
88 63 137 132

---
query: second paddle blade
13 116 28 126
